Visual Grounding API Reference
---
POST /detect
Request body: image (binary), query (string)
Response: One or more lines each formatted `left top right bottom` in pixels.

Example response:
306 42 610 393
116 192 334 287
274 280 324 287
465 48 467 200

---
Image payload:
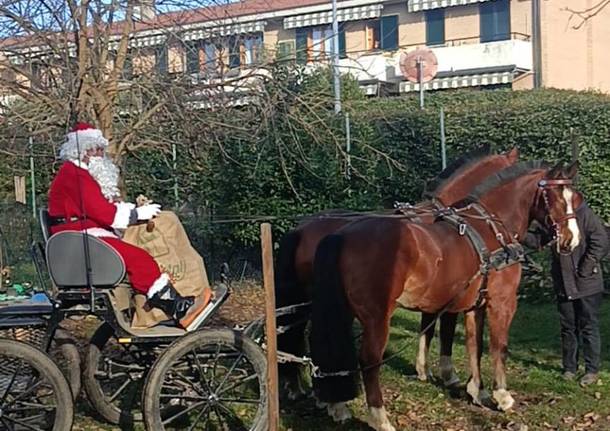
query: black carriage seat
46 231 126 289
39 208 52 244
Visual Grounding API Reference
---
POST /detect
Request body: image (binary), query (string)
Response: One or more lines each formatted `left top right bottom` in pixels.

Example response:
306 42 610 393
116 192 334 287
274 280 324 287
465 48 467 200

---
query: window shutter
380 15 398 50
339 24 346 58
365 23 374 50
278 41 295 61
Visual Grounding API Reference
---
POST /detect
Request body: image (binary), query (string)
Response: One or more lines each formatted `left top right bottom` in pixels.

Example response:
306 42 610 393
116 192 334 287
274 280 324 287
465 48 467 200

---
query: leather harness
435 202 525 309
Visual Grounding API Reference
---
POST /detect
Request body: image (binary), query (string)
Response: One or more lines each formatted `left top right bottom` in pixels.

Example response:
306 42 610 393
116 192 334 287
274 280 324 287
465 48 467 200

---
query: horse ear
547 161 564 178
505 147 519 163
565 160 579 179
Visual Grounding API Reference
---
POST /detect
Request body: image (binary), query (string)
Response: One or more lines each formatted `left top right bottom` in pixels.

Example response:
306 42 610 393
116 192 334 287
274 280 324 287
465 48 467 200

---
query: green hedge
2 70 610 287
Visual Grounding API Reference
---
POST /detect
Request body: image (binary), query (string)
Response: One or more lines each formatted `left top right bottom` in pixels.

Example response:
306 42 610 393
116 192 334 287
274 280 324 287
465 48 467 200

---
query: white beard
89 156 121 201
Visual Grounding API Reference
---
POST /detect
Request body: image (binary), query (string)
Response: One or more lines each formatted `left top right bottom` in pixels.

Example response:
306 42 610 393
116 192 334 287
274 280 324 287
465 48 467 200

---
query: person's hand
578 258 597 278
136 203 161 221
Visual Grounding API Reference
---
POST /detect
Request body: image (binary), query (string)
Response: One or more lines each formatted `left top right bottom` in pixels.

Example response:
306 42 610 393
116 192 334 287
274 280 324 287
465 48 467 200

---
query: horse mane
463 160 549 204
422 143 492 199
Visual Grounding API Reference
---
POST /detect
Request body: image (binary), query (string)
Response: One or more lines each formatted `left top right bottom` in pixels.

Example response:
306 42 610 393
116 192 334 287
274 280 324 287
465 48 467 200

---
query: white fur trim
68 159 89 171
111 202 133 230
147 273 170 298
60 128 108 160
84 227 119 238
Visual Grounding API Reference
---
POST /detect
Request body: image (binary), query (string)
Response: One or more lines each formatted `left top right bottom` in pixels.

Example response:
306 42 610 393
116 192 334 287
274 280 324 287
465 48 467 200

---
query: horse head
533 161 582 253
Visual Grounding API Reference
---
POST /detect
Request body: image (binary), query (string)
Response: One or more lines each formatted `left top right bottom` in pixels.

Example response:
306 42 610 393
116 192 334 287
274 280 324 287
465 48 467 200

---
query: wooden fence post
260 223 280 431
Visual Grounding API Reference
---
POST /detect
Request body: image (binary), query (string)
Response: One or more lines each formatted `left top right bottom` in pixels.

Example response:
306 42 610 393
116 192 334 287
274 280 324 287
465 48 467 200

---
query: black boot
148 283 212 330
148 283 194 321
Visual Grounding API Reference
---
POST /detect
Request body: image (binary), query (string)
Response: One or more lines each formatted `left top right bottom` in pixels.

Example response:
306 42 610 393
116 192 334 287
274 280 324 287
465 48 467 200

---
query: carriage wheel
51 329 82 399
83 322 155 425
143 329 268 431
0 338 74 431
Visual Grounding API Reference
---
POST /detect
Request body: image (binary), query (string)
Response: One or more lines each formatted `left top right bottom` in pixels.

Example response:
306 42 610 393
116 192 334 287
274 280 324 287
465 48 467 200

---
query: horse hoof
442 373 461 388
466 380 482 405
328 402 352 423
367 407 396 431
493 389 515 411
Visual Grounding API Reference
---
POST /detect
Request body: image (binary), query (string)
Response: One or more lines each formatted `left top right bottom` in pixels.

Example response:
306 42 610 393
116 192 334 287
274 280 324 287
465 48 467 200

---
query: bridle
536 178 576 249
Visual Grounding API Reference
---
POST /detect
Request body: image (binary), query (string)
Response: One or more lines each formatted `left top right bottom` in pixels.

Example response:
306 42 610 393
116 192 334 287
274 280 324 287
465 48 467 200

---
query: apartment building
1 0 609 101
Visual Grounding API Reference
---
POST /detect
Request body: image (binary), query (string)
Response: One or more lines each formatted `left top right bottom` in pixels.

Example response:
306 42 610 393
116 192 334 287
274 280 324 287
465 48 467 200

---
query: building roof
0 0 334 50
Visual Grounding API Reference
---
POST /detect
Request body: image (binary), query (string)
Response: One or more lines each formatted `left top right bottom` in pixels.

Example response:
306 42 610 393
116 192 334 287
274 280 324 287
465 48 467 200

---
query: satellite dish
399 48 438 83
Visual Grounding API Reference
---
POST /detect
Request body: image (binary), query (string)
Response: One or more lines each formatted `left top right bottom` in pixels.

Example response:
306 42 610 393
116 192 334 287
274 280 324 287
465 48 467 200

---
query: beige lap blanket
123 211 210 329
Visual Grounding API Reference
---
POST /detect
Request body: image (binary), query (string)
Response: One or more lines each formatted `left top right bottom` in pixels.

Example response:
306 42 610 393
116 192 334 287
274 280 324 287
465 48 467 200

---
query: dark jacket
524 203 609 300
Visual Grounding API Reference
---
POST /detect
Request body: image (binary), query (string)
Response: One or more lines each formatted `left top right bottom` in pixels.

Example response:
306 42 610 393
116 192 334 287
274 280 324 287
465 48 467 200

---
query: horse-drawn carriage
0 145 584 431
0 209 272 430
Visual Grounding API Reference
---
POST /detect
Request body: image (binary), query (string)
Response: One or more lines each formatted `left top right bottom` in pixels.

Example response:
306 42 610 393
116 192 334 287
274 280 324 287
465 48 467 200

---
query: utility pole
332 0 341 114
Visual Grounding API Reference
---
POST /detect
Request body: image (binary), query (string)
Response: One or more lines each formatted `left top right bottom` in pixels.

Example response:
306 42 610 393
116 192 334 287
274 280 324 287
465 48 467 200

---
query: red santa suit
48 123 168 296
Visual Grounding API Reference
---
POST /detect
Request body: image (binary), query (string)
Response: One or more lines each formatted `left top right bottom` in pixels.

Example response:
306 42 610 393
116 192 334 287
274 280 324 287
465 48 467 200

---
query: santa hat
59 122 109 160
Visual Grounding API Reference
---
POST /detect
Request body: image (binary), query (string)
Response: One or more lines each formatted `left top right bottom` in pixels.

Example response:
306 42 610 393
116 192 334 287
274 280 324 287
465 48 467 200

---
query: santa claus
48 122 209 330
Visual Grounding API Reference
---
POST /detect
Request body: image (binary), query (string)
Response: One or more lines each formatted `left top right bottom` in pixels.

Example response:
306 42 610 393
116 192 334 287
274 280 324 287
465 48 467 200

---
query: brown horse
275 146 519 399
310 161 580 431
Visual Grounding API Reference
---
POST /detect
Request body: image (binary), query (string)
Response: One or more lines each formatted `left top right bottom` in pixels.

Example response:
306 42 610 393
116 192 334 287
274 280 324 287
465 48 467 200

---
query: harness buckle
459 224 467 236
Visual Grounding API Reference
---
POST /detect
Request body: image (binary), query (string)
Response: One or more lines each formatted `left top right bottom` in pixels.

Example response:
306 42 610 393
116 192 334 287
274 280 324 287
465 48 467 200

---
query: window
228 36 240 69
242 34 262 65
365 20 380 50
366 16 398 51
155 46 168 74
186 41 201 74
480 0 510 43
295 25 339 64
426 9 445 46
277 41 295 61
296 28 309 64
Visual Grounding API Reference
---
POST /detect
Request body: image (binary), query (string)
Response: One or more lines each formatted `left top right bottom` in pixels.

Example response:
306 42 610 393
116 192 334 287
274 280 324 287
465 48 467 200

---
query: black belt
48 215 86 226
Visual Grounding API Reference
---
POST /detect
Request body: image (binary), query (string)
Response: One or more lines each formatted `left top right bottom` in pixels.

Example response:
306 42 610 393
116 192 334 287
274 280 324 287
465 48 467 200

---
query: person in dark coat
525 199 608 386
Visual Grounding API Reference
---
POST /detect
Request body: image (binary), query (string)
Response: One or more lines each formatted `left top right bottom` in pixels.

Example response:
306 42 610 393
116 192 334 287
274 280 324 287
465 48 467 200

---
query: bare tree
564 0 610 29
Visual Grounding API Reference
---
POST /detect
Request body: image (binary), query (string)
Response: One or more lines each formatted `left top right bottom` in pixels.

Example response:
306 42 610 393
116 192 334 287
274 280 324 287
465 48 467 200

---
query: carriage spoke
215 373 258 397
0 366 20 404
217 397 261 404
107 377 132 402
3 380 43 408
2 414 47 431
186 404 211 431
0 417 15 431
214 353 244 394
215 401 248 429
190 348 213 395
159 392 204 401
210 343 222 386
161 400 206 426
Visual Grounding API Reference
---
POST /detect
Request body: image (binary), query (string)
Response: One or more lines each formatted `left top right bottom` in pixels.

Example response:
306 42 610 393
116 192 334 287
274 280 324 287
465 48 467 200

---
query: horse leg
438 312 460 387
361 317 396 431
416 313 436 381
487 290 518 411
464 308 488 405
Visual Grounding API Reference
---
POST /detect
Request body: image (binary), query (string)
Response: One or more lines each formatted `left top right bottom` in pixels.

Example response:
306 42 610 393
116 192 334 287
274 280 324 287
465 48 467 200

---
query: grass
70 299 610 430
278 300 610 431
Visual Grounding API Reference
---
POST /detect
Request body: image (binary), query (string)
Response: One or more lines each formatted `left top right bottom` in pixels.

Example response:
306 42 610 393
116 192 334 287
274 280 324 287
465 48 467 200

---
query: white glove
136 203 161 221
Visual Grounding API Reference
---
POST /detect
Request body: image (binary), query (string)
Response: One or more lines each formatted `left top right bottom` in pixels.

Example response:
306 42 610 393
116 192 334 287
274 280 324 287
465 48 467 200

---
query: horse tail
274 230 309 383
310 234 360 403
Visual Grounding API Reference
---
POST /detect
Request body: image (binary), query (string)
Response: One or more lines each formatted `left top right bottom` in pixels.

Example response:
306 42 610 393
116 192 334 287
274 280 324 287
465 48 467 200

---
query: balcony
333 33 532 94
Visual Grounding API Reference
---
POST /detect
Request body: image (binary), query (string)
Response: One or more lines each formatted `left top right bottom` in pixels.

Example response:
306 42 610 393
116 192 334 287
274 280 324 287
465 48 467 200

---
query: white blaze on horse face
563 187 581 250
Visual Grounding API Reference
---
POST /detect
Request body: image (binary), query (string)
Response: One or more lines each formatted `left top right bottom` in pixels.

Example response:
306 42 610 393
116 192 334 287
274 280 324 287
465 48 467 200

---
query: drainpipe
531 0 542 88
